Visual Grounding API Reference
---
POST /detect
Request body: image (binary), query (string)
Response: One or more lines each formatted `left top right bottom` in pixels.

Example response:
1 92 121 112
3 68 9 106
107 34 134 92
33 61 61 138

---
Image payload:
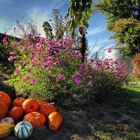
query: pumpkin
13 97 26 107
14 121 33 139
37 99 49 108
0 117 14 124
0 101 8 120
48 111 63 131
24 112 46 128
22 98 39 114
9 106 24 121
0 91 11 108
0 122 15 139
39 102 57 118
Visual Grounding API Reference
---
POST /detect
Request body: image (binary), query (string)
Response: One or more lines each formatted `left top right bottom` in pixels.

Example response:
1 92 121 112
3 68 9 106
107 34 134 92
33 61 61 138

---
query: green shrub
7 35 131 108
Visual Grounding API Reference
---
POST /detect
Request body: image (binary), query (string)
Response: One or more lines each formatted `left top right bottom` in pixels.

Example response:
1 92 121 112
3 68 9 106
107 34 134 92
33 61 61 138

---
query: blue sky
0 0 116 57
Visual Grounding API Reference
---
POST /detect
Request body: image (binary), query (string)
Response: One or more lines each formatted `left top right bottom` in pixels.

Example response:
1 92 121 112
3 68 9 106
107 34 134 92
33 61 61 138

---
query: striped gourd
14 121 33 139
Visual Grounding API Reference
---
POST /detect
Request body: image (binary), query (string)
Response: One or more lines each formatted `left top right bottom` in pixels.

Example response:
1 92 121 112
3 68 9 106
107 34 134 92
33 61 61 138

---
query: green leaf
83 18 89 28
77 14 84 25
65 11 70 20
66 21 71 29
85 8 92 19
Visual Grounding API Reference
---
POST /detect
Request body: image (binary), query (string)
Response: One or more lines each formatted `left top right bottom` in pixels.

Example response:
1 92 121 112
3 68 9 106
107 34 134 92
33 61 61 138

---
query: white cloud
0 0 13 5
0 19 8 33
50 0 67 9
88 38 114 47
5 7 50 37
88 39 116 58
87 25 105 36
26 7 50 37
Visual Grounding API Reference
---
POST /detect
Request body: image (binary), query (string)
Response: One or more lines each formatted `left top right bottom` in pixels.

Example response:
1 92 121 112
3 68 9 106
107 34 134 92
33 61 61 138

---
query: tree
65 0 92 30
42 21 54 40
93 0 140 57
43 8 89 63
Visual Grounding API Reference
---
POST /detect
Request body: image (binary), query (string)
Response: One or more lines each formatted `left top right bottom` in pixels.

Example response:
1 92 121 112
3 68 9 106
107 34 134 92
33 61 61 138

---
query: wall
104 48 133 69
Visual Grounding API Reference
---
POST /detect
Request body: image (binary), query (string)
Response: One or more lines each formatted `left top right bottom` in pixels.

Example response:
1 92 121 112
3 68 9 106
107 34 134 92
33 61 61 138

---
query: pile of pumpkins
0 91 63 139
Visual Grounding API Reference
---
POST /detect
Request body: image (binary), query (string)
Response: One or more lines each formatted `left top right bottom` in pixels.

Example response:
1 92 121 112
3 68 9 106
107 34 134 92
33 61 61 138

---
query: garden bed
0 74 140 139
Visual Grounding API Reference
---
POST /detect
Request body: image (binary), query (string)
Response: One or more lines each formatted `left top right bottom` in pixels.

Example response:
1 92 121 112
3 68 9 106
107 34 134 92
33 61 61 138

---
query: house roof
0 33 20 44
104 44 123 51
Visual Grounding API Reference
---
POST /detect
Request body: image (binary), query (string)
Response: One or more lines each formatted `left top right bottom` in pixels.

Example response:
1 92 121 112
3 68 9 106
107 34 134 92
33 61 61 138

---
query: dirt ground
0 74 140 140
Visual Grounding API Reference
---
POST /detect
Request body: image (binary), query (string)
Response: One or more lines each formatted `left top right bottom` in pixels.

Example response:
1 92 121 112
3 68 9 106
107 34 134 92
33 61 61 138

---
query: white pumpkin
14 121 33 139
0 117 14 124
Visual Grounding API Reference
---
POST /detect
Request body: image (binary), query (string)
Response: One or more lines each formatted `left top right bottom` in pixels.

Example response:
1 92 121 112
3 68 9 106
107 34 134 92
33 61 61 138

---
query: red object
0 91 11 108
48 112 63 131
39 102 57 118
0 101 8 120
22 98 39 114
13 97 26 107
9 106 24 120
24 112 46 128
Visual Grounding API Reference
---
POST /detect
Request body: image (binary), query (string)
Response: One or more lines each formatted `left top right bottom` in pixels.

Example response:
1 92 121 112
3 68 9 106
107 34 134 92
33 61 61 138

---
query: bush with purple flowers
7 32 131 108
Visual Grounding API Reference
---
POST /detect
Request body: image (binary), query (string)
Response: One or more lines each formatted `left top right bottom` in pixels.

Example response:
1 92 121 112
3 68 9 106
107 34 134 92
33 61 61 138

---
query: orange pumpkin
48 111 63 131
37 99 49 109
0 101 8 120
39 102 57 118
9 106 24 120
23 112 46 128
22 98 39 114
13 97 26 107
0 91 11 108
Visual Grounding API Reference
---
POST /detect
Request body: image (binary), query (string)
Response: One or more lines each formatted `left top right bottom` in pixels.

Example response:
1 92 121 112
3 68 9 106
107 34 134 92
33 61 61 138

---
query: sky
0 0 116 57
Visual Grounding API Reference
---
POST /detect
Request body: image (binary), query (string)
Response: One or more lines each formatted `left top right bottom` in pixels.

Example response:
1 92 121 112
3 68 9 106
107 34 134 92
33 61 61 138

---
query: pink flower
36 43 41 49
72 75 81 84
14 27 16 33
56 79 60 83
8 56 14 61
31 78 37 84
15 70 20 74
4 66 7 69
108 49 112 53
20 46 24 51
2 36 7 43
73 94 77 98
9 51 16 55
77 70 85 76
16 92 20 97
24 76 30 81
27 69 31 73
98 67 102 72
87 75 92 79
88 80 93 86
58 74 65 80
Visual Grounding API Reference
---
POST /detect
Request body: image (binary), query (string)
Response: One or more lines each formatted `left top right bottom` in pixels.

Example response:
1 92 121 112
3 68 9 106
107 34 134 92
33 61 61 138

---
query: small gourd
0 122 15 139
14 121 33 139
0 117 14 124
48 111 63 131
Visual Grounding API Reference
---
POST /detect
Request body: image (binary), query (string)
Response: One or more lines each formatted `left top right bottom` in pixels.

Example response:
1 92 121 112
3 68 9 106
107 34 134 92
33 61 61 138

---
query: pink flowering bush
7 34 131 107
0 35 19 74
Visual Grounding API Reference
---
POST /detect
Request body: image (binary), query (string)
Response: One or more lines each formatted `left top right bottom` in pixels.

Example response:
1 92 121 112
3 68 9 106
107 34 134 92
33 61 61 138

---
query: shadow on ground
1 74 140 140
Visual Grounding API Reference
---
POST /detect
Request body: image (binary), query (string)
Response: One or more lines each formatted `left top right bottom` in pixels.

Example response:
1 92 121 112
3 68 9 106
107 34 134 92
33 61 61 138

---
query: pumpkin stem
47 102 55 108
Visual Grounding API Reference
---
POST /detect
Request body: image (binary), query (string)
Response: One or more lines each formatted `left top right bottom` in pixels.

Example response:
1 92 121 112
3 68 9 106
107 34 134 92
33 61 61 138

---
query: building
104 45 133 69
